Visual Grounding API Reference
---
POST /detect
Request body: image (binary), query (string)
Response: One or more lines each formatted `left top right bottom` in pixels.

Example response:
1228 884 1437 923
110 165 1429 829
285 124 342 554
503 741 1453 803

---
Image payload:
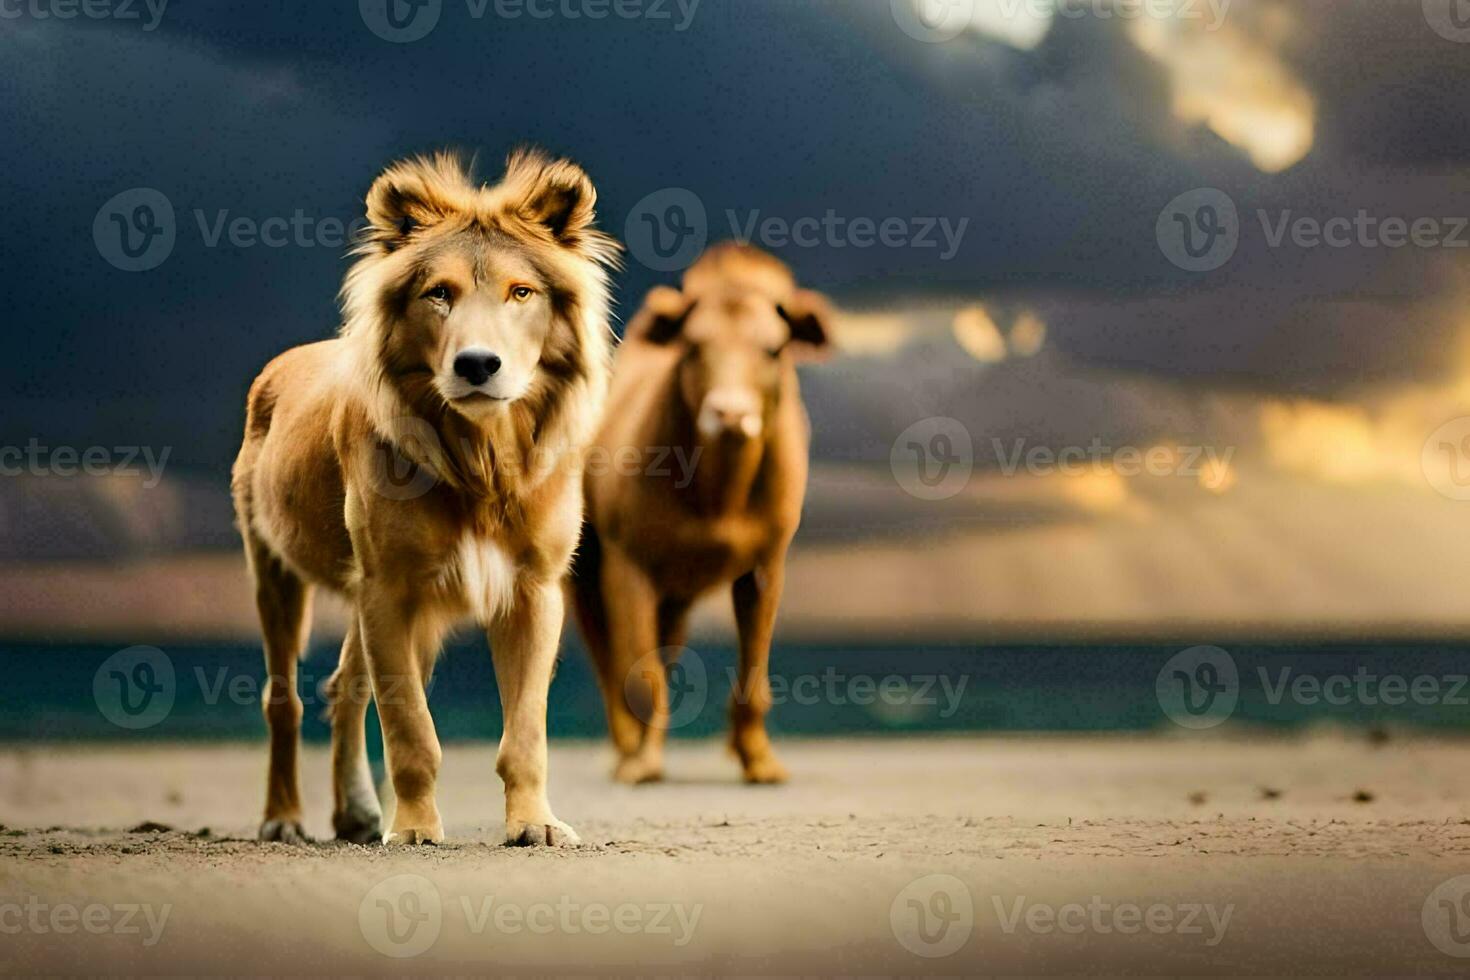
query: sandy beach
2 733 1470 974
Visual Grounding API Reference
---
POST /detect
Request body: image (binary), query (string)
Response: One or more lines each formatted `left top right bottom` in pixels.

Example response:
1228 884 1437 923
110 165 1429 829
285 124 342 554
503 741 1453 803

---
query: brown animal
571 243 834 784
231 150 618 846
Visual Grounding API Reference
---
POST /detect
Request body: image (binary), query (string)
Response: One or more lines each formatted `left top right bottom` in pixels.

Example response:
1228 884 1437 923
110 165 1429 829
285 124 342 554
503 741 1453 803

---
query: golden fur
232 149 617 846
571 243 834 784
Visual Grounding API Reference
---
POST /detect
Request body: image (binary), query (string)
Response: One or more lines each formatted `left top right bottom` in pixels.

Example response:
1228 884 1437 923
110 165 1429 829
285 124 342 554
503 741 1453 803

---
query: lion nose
453 349 502 387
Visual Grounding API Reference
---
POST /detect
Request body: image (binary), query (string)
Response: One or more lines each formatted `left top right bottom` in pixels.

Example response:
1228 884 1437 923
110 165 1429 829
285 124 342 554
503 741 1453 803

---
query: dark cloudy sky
3 0 1468 473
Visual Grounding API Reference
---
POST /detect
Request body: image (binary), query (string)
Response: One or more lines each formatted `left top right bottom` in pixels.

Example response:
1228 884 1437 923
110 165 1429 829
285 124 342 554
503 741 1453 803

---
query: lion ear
363 152 470 251
627 286 695 345
504 149 599 246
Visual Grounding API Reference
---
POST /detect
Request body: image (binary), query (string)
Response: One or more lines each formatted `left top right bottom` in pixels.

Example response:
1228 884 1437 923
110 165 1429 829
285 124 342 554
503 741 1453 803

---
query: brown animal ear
778 289 835 359
362 152 471 252
627 286 695 344
504 148 599 246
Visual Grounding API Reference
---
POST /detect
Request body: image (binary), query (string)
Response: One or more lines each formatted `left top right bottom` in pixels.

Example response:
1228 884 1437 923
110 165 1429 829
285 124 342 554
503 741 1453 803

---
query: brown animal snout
453 348 503 387
697 387 763 440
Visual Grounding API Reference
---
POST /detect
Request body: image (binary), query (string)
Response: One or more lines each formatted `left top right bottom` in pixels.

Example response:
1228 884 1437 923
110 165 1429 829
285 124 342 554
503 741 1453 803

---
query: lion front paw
505 816 581 848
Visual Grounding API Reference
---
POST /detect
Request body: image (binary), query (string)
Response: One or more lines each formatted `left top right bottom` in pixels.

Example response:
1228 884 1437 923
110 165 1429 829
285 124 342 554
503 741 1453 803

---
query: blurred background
3 0 1470 739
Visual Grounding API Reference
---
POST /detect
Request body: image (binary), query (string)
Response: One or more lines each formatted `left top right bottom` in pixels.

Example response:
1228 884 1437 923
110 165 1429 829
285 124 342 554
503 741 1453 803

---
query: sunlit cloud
900 0 1055 50
1056 467 1138 516
837 303 1047 363
1008 310 1047 357
1260 401 1381 484
952 305 1009 363
1197 454 1238 495
1129 5 1315 172
833 309 923 357
970 0 1054 49
1255 383 1470 491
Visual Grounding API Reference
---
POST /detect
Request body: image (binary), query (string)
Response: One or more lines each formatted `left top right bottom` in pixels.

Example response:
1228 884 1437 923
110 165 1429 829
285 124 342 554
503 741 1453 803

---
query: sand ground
2 734 1470 975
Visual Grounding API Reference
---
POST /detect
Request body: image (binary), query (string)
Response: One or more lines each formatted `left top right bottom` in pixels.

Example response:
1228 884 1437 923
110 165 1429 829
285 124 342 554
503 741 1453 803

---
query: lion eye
423 284 452 305
509 285 536 303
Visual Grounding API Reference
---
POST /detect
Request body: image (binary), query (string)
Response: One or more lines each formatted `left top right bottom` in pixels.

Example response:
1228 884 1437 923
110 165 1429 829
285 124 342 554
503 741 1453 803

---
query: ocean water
3 639 1470 744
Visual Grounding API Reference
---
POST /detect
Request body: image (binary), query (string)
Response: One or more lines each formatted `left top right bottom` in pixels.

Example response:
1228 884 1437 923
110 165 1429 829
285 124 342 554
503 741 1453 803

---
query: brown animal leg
602 544 665 783
488 580 581 846
658 596 693 654
629 595 693 778
248 535 314 842
325 620 382 844
730 561 789 784
570 530 643 760
358 587 445 845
